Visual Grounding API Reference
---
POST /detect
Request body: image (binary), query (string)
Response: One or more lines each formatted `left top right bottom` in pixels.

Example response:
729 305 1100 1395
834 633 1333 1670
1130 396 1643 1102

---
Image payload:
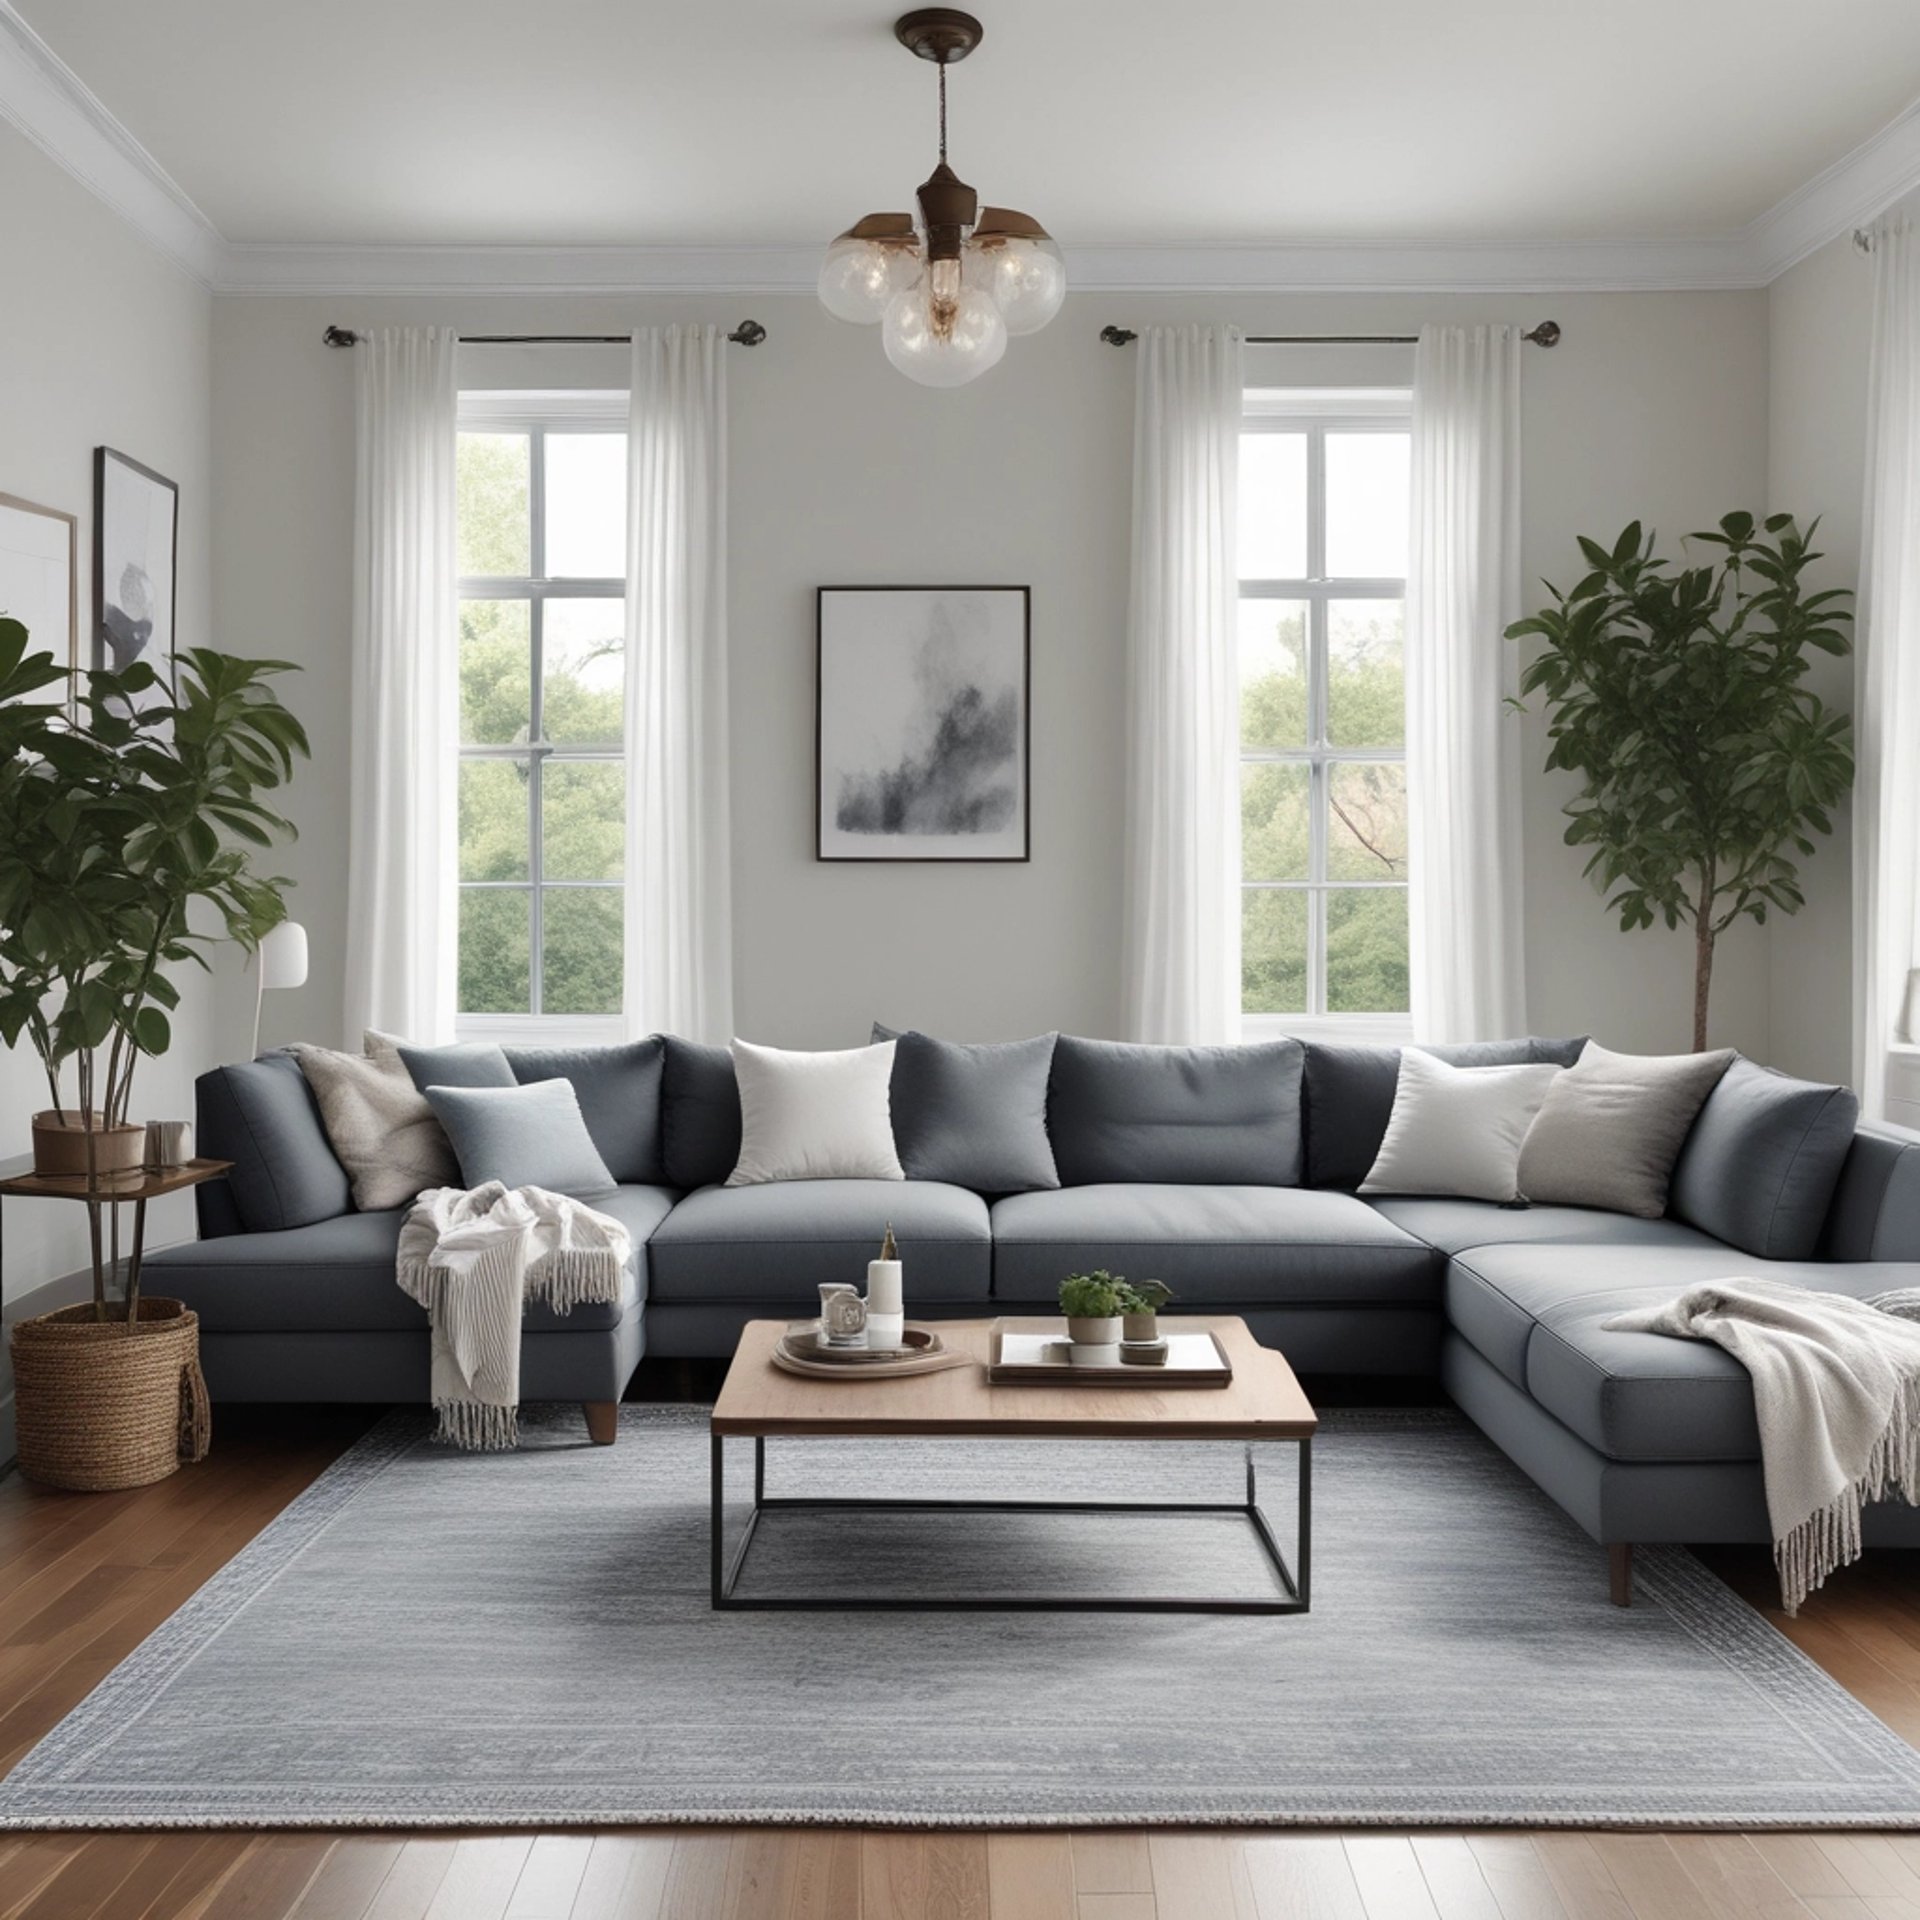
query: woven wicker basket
11 1298 212 1491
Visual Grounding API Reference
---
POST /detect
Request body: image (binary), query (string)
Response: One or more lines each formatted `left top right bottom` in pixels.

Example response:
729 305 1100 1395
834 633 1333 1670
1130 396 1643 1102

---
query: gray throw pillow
395 1040 516 1092
1515 1040 1736 1219
198 1051 352 1232
888 1030 1059 1193
1048 1034 1305 1186
1668 1055 1859 1259
660 1038 742 1189
423 1079 616 1197
503 1038 666 1186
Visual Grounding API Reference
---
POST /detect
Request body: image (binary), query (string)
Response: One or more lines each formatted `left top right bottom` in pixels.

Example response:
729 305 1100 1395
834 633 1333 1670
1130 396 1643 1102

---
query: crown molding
0 1 222 286
4 0 1917 302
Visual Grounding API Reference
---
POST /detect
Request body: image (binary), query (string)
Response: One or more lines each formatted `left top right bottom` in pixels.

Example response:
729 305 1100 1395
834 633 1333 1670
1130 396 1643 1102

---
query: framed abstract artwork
93 446 178 701
0 490 78 694
816 585 1031 862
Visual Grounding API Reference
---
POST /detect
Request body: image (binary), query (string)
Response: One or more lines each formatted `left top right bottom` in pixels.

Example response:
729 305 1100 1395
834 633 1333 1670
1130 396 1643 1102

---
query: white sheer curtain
1120 325 1245 1044
1406 324 1527 1043
343 327 459 1046
1854 215 1920 1121
623 325 734 1044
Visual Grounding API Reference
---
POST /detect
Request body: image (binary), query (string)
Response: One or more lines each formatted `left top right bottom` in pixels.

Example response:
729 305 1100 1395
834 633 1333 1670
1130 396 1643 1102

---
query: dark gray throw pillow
423 1079 616 1197
396 1040 516 1092
1047 1034 1305 1186
197 1051 352 1233
503 1038 666 1186
1668 1055 1860 1259
660 1037 742 1190
1303 1036 1587 1189
888 1030 1059 1193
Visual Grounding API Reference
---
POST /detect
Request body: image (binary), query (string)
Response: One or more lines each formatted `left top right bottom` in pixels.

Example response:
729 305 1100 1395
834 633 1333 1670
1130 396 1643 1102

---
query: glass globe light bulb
818 228 919 326
882 282 1007 387
966 232 1067 336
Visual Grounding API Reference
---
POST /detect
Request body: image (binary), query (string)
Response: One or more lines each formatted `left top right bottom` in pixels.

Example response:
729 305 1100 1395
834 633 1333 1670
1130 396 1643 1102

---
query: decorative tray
986 1316 1233 1388
772 1321 972 1381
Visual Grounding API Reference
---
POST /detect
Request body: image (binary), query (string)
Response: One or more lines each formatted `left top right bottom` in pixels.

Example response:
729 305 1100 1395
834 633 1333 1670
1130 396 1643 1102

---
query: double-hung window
455 393 627 1038
1237 390 1413 1037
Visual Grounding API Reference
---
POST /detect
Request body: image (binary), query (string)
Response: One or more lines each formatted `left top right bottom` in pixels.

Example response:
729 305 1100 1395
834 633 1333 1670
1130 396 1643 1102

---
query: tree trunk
1692 866 1717 1053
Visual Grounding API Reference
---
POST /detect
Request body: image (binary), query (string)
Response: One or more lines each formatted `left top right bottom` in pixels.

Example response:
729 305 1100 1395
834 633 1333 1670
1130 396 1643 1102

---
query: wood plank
927 1834 991 1920
783 1832 861 1920
1529 1837 1633 1920
1665 1834 1816 1920
1244 1834 1367 1920
1818 1839 1920 1904
1345 1837 1442 1920
96 1833 250 1920
861 1834 929 1920
362 1840 459 1920
1072 1832 1154 1896
1750 1837 1861 1902
499 1835 592 1920
12 1832 161 1920
1461 1836 1570 1920
192 1834 334 1920
1078 1899 1157 1920
565 1833 674 1920
656 1835 733 1920
989 1833 1075 1920
422 1836 535 1920
286 1839 407 1920
719 1830 798 1920
1410 1837 1503 1920
1149 1835 1256 1920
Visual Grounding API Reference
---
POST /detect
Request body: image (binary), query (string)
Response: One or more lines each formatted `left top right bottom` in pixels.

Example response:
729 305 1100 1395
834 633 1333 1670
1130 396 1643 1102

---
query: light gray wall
0 124 221 1397
211 287 1777 1056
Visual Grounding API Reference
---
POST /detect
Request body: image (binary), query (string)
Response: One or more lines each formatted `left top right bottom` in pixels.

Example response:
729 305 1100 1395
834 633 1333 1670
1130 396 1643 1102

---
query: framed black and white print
93 447 178 699
816 586 1030 862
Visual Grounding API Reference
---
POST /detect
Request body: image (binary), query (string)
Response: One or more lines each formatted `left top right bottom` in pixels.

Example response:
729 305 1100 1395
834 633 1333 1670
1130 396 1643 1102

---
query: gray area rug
5 1404 1920 1829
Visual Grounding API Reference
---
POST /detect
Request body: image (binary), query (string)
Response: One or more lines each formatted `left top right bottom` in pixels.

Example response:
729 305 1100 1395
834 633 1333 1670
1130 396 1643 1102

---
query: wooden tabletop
711 1316 1318 1440
0 1157 233 1203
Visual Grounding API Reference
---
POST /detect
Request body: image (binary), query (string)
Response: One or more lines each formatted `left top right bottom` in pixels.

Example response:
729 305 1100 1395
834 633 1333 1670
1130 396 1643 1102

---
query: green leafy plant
1059 1272 1128 1320
1507 514 1853 1049
1117 1279 1174 1314
0 620 308 1240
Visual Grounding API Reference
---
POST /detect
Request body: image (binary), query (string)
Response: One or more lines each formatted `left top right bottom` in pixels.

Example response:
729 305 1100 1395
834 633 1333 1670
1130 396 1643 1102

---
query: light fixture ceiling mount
818 11 1065 387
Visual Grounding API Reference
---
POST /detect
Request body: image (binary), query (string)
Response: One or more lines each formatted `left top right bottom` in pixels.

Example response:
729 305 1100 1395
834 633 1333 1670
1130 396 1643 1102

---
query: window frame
455 393 627 1044
1239 389 1413 1044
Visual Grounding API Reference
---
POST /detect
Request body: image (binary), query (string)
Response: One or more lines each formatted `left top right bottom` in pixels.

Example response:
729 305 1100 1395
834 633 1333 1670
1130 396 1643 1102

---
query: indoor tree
1508 514 1852 1050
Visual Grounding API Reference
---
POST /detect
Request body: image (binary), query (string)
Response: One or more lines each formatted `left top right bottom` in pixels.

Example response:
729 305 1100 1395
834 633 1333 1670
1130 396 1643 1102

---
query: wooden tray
986 1317 1234 1388
771 1322 973 1382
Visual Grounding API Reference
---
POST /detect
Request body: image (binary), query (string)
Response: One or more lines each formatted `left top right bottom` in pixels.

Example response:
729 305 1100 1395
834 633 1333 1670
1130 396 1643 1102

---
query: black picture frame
93 445 179 696
815 584 1032 864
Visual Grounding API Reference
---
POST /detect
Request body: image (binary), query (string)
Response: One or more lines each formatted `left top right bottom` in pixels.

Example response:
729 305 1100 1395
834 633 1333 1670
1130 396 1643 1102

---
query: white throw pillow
1359 1049 1563 1204
726 1038 905 1186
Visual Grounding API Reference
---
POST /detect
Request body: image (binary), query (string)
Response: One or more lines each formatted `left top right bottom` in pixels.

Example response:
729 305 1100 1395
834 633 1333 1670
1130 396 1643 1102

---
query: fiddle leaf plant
1506 514 1853 1050
0 618 309 1193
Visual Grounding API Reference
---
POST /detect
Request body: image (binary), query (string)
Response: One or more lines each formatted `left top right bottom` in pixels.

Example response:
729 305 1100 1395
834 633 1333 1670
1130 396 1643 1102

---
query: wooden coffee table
709 1315 1316 1615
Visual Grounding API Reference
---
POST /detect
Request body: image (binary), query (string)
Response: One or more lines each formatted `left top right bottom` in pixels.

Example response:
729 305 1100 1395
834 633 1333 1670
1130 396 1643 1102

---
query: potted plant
1507 514 1853 1049
0 620 306 1489
1118 1279 1174 1343
1059 1271 1126 1362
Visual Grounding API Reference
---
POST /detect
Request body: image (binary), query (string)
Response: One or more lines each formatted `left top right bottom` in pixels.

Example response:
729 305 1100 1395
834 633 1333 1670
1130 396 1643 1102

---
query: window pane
543 887 623 1016
1241 763 1310 882
1237 432 1307 580
1325 432 1410 578
459 888 531 1014
1242 888 1308 1015
543 761 624 881
545 433 627 578
459 758 530 882
543 598 625 745
457 432 530 577
1326 887 1410 1013
460 599 531 745
1328 600 1405 748
1327 762 1408 881
1238 599 1309 750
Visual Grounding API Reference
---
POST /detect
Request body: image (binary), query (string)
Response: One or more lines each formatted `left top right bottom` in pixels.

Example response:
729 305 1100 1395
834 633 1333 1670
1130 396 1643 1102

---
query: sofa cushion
1047 1035 1305 1186
646 1178 991 1303
990 1185 1439 1305
661 1038 742 1190
142 1184 674 1333
395 1040 516 1091
888 1030 1059 1193
1370 1196 1723 1258
1303 1037 1586 1189
196 1052 352 1234
1668 1055 1860 1260
504 1038 666 1186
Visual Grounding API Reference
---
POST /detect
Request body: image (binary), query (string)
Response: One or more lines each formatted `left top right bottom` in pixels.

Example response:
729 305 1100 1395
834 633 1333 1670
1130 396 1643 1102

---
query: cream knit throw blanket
1604 1278 1920 1613
396 1183 632 1451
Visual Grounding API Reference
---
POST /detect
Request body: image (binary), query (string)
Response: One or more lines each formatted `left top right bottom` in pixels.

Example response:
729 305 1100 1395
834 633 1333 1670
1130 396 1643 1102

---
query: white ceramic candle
867 1259 903 1315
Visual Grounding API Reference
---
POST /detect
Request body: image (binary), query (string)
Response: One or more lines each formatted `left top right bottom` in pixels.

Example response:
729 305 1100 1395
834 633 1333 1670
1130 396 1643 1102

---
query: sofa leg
583 1401 619 1446
1609 1542 1634 1608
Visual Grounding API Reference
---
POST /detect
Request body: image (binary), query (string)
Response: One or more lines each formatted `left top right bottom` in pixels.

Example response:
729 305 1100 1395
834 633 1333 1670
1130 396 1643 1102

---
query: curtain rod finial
1522 319 1561 348
728 319 768 346
1101 325 1137 346
323 325 359 348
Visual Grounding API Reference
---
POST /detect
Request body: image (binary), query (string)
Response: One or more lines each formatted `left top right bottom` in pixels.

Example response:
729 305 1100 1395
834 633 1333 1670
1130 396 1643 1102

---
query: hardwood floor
4 1403 1920 1920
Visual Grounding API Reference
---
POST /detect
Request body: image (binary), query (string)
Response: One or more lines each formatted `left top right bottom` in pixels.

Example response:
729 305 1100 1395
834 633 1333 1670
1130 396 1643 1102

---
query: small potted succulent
1058 1271 1126 1362
1119 1279 1174 1343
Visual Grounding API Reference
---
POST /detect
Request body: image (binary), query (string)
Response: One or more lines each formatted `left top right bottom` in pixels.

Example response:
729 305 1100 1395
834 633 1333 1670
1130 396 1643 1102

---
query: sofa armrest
1822 1121 1920 1261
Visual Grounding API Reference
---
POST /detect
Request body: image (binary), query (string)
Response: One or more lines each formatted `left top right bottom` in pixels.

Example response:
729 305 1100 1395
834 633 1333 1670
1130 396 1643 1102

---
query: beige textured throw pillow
1515 1039 1735 1218
292 1034 458 1211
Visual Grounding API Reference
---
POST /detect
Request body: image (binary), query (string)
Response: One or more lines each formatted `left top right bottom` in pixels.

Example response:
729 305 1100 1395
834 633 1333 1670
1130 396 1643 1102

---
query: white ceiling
13 0 1920 256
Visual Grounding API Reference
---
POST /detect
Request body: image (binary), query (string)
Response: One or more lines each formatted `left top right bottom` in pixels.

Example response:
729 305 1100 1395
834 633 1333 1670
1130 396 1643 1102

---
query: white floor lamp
250 920 309 1059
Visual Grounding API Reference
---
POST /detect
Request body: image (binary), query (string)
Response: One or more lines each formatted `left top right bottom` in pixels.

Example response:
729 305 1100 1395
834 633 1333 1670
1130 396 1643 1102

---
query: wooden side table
0 1158 232 1324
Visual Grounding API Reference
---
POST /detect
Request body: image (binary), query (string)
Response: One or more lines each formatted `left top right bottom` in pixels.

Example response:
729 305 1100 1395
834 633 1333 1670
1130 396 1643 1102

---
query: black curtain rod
1099 321 1562 349
322 321 768 349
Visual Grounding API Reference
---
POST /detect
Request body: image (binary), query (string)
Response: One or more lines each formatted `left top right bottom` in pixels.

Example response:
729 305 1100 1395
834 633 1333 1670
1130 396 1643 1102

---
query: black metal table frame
709 1430 1311 1614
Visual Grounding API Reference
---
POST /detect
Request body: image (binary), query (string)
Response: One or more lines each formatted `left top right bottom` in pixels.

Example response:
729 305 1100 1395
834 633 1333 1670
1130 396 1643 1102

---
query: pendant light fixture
818 10 1066 387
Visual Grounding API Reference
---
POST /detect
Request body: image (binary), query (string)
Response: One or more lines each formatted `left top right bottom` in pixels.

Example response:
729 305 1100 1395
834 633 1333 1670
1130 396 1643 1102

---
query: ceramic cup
145 1120 193 1168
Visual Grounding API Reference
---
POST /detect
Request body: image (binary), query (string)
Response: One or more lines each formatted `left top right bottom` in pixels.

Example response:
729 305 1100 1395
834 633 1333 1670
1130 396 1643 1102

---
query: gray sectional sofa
144 1031 1920 1603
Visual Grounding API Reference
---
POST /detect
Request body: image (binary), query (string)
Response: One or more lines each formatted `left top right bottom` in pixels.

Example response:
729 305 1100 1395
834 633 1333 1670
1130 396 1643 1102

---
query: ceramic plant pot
31 1111 147 1180
1122 1310 1160 1343
1065 1314 1122 1365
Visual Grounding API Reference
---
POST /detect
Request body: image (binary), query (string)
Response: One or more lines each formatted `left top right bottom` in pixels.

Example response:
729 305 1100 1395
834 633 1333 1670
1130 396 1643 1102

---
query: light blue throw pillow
423 1079 617 1197
396 1039 516 1092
